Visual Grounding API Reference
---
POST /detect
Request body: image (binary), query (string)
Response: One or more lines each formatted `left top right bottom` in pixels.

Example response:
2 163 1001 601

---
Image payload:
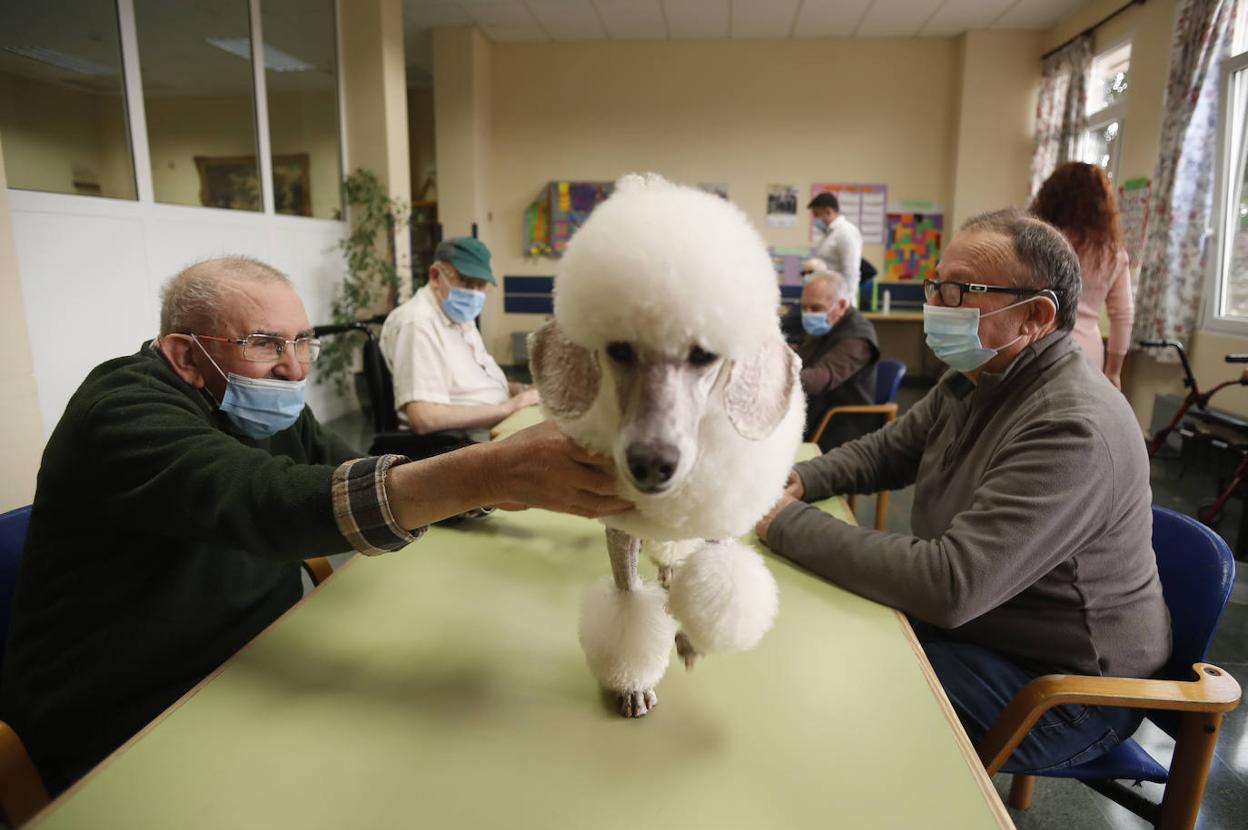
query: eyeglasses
195 333 321 364
923 279 1049 308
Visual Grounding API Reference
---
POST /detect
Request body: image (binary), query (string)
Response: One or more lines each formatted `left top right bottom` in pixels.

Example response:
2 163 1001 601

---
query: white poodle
529 173 805 717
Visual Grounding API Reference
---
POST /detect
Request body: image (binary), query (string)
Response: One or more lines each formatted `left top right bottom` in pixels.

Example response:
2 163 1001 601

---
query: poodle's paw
675 631 701 671
618 688 658 718
657 564 674 589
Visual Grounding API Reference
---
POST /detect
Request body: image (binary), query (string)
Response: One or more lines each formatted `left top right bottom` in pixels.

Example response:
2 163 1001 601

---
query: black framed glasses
923 280 1048 308
196 333 321 364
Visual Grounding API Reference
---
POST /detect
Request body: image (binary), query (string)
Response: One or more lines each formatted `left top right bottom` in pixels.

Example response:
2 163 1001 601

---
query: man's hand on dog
489 421 634 519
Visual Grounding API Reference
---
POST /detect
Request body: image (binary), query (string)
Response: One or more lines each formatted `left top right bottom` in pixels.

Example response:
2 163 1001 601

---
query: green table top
33 450 1010 829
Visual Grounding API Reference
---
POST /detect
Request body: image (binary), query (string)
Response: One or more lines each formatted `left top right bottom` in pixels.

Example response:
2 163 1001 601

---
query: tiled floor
324 380 1248 829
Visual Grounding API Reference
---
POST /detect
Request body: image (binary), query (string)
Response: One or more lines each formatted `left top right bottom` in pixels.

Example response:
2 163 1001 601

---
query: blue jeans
912 620 1143 774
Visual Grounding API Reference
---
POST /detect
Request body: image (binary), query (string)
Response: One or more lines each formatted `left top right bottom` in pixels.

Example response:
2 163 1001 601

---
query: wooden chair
0 721 48 828
809 359 906 531
976 507 1242 830
300 556 334 587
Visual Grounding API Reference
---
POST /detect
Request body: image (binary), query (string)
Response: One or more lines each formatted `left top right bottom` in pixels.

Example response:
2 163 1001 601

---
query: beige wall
0 74 135 199
433 27 491 243
0 132 46 511
950 31 1043 230
1045 0 1248 426
479 37 963 361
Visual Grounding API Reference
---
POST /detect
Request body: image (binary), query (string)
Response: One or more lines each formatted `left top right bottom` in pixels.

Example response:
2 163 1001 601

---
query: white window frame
8 0 346 219
1201 47 1248 336
1080 36 1132 181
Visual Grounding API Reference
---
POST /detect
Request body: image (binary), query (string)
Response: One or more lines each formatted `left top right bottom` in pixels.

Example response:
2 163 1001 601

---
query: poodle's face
601 338 725 494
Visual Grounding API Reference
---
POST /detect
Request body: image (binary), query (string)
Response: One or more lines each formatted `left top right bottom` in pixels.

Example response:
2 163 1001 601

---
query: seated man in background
756 210 1170 775
781 257 830 344
0 256 630 794
380 238 537 441
797 271 880 450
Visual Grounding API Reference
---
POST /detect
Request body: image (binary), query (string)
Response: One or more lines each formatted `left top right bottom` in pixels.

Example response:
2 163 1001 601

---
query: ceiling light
2 46 117 77
205 37 313 72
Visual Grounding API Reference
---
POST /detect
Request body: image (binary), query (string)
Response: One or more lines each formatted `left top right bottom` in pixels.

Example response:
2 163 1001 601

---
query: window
1 0 342 219
261 0 341 218
1208 7 1248 326
1080 40 1131 181
0 0 137 199
135 0 262 210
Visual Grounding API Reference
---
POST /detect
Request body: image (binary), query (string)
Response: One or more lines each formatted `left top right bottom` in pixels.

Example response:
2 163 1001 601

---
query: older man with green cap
381 237 538 439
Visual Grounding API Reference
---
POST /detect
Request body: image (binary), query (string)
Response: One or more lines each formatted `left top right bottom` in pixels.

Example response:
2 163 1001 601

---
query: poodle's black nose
625 443 681 493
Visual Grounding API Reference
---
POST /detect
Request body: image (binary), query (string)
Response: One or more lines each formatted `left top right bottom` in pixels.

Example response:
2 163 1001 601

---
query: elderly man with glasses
0 256 630 795
755 209 1171 776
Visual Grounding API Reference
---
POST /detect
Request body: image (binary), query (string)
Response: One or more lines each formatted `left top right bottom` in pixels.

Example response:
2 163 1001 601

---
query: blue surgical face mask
922 295 1055 372
442 286 486 324
193 335 306 439
813 217 830 234
802 311 834 337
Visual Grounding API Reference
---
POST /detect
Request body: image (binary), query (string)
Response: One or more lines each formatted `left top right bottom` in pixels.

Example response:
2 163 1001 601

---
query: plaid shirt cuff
332 455 426 556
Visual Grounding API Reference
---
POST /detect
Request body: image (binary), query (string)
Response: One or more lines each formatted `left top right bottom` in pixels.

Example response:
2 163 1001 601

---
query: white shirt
379 284 509 427
813 215 864 306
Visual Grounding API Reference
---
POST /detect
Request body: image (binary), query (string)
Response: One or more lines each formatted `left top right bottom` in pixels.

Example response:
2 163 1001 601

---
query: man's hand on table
487 421 633 518
755 468 806 547
506 386 541 414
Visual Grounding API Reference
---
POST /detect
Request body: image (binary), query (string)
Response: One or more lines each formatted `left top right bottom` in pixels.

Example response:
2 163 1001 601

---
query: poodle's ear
722 336 800 440
528 320 600 420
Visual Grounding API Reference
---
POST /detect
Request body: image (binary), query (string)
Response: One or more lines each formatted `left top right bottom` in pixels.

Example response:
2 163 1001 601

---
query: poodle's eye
688 345 718 367
606 342 636 364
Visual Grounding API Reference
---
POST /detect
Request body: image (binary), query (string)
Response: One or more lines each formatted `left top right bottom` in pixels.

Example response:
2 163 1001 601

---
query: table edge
894 610 1015 830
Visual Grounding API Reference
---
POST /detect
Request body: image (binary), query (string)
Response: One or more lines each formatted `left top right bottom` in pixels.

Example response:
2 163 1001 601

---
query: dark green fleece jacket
0 344 409 791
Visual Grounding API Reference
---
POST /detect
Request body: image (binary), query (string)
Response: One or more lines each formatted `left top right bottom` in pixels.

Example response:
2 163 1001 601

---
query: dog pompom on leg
667 539 779 667
578 529 676 717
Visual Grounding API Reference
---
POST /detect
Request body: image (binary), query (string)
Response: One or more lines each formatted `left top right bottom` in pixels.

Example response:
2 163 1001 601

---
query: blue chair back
875 359 906 405
1150 506 1236 737
0 506 31 673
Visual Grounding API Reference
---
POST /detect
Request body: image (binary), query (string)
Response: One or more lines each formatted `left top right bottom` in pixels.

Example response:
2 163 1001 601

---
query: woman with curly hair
1030 162 1133 388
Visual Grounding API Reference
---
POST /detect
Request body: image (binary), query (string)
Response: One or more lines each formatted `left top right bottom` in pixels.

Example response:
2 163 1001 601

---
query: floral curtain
1030 34 1093 196
1133 0 1240 352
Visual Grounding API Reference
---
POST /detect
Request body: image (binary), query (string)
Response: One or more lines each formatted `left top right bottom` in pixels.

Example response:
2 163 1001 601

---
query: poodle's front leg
607 527 641 591
604 528 662 718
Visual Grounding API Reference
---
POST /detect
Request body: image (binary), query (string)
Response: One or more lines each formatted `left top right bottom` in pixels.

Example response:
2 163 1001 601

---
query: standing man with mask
797 271 879 450
809 192 864 307
1 256 630 794
755 210 1170 775
381 238 537 440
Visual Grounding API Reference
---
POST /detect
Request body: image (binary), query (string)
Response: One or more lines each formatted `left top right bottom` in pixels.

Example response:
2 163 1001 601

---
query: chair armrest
977 663 1242 774
810 403 898 443
0 721 49 827
301 557 334 587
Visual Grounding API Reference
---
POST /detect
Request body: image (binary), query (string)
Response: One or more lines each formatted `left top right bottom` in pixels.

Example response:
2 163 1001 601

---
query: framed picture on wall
194 154 311 216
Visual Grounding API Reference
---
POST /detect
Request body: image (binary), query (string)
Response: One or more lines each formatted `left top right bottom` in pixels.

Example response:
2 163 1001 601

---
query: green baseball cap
436 237 496 286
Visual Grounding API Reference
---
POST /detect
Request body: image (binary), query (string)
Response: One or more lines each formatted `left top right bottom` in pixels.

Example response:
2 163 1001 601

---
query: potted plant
318 169 410 405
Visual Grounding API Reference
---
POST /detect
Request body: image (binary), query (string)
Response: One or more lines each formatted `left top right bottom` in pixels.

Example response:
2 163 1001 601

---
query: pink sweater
1070 246 1133 372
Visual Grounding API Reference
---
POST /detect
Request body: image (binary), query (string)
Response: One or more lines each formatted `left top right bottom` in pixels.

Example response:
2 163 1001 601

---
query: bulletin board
810 183 888 244
524 180 614 257
883 212 943 280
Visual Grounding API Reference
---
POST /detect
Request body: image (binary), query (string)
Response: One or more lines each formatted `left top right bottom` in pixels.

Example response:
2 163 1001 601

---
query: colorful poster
523 180 613 258
883 212 943 281
1119 177 1151 273
767 184 798 228
810 183 888 244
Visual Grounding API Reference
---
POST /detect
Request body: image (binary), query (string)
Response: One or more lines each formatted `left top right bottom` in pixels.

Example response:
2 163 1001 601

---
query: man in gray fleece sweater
757 209 1171 774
